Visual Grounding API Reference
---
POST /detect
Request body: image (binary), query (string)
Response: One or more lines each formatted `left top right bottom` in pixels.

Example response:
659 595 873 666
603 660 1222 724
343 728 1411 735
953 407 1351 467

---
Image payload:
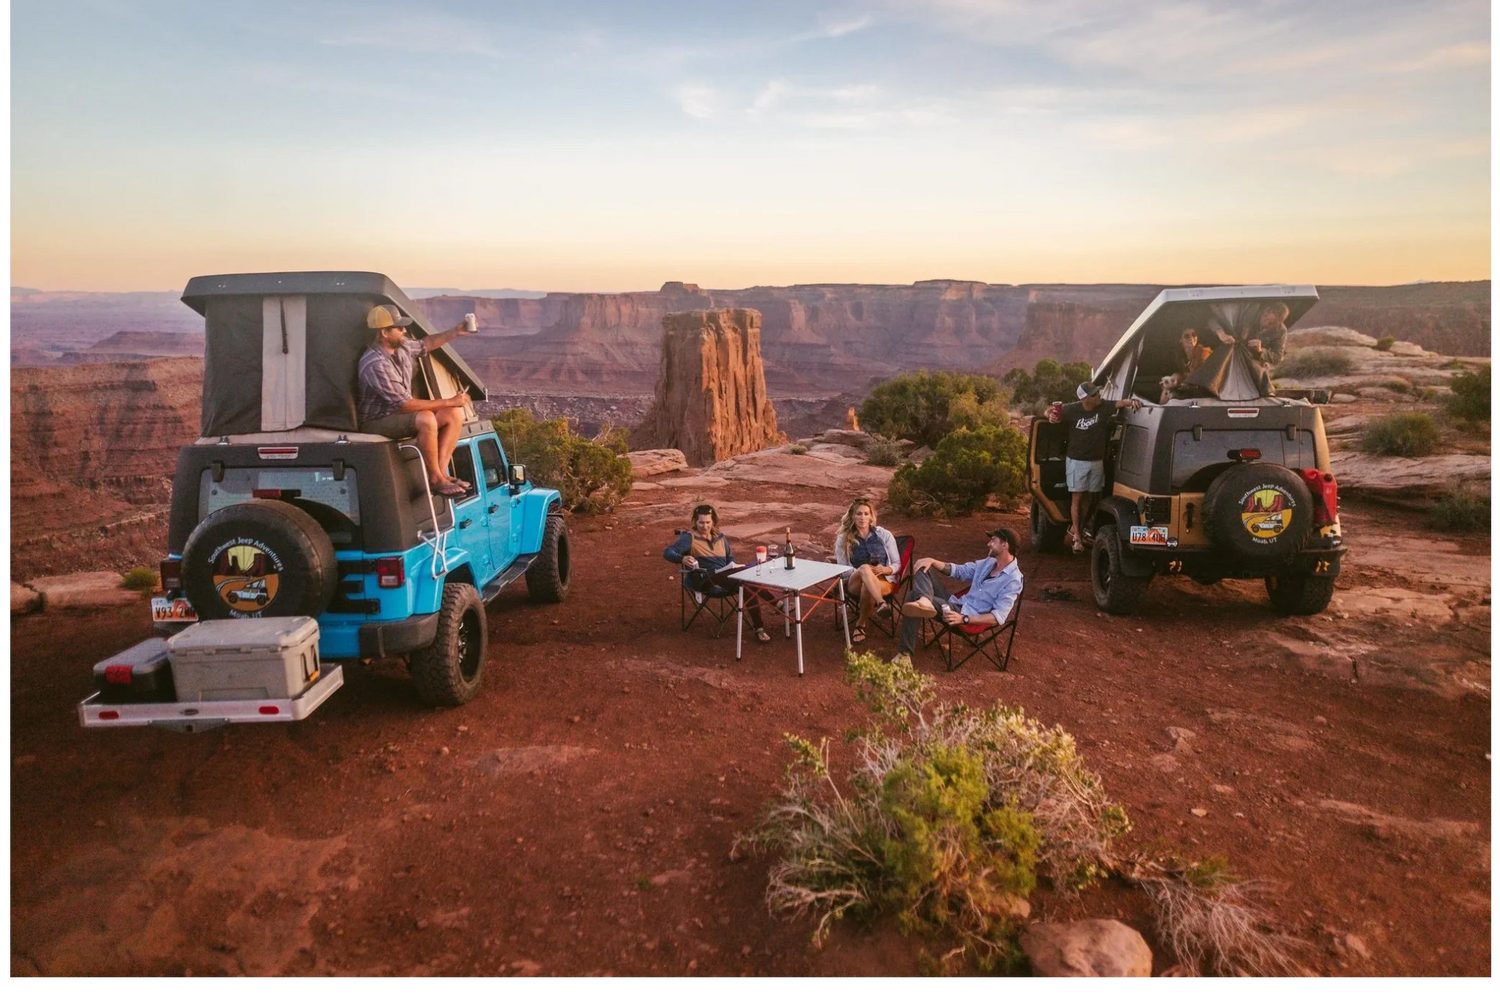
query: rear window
1171 430 1312 490
200 467 361 545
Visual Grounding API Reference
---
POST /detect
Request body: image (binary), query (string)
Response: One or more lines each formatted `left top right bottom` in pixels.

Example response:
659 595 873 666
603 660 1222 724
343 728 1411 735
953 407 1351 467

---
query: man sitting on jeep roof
357 304 479 497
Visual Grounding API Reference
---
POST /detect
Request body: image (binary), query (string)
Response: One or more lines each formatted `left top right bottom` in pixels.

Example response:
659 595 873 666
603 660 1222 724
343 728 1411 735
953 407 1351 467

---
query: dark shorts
359 410 419 439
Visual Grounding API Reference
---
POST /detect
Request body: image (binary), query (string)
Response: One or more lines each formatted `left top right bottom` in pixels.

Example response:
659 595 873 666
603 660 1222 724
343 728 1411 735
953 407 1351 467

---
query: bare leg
436 407 465 477
855 564 882 627
413 410 443 483
1070 491 1085 547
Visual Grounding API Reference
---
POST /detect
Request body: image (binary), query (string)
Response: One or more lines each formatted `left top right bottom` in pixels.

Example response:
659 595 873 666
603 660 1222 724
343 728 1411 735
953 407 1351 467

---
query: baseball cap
366 304 414 330
1076 381 1100 399
986 526 1019 549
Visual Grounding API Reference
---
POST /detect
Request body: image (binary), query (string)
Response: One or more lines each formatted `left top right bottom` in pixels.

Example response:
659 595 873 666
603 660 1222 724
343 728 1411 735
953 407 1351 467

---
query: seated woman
1158 327 1216 399
663 503 772 643
833 497 901 644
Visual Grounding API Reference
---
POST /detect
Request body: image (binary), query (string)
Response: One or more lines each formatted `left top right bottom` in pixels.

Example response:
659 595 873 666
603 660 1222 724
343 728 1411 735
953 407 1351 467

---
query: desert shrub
1378 376 1412 393
789 442 810 455
734 651 1128 972
1374 335 1396 352
1444 365 1490 425
121 566 158 591
1002 358 1094 415
490 408 633 515
1429 491 1490 534
1275 348 1354 379
858 371 1010 448
886 424 1027 517
864 436 903 467
1359 413 1440 457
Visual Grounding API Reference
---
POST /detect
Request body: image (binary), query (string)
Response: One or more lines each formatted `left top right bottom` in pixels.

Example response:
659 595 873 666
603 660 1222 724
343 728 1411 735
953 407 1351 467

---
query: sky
8 0 1492 292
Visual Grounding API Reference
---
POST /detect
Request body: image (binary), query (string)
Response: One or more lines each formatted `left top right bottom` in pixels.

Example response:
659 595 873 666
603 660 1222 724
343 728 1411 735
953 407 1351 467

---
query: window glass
450 445 480 504
477 438 505 490
1171 430 1297 489
199 467 360 546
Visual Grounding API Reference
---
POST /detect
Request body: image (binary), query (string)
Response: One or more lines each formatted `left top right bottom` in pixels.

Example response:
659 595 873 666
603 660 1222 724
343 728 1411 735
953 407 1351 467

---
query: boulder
1329 452 1490 505
819 429 872 448
11 582 41 615
26 571 140 610
630 309 786 466
1020 919 1152 977
627 449 689 478
1286 326 1377 349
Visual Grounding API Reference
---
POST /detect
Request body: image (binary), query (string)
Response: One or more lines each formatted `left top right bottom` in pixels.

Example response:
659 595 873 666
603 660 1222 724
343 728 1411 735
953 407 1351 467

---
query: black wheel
1030 498 1067 553
1091 524 1150 615
1265 573 1336 616
1202 463 1314 563
180 499 338 619
526 514 570 603
409 582 487 706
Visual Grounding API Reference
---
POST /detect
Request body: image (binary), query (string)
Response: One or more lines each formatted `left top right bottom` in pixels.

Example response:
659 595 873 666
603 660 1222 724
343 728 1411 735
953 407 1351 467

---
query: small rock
1211 784 1234 795
11 582 41 615
1191 808 1208 817
510 959 542 976
1020 919 1152 977
1344 933 1371 960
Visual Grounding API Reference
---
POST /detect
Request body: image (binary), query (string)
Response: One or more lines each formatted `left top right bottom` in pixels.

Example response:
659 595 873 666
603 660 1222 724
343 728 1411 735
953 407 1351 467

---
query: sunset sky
10 0 1492 292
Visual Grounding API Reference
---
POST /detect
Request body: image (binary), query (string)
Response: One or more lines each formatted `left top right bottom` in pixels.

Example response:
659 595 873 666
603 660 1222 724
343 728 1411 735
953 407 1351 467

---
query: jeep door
449 443 494 580
1028 418 1070 524
476 437 515 573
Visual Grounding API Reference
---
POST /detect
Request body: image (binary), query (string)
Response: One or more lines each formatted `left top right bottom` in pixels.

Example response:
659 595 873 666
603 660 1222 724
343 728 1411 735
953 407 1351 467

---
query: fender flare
1091 497 1155 577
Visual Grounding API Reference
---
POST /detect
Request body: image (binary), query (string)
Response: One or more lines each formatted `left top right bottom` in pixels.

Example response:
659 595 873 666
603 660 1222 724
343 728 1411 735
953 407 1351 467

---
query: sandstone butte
630 309 786 467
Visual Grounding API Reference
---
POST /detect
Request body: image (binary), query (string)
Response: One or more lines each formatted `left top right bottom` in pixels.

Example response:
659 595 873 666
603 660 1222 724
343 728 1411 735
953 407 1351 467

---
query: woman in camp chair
833 497 901 644
663 504 773 643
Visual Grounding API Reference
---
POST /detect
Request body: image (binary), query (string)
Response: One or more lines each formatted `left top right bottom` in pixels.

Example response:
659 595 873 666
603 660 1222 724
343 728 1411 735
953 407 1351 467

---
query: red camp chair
921 583 1024 672
840 534 916 639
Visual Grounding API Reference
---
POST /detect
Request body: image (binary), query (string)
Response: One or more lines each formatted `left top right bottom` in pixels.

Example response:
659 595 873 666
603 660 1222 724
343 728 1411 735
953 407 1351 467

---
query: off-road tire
1265 573 1336 616
1202 462 1314 563
180 499 338 619
526 514 570 603
409 582 487 706
1030 498 1067 553
1091 523 1150 615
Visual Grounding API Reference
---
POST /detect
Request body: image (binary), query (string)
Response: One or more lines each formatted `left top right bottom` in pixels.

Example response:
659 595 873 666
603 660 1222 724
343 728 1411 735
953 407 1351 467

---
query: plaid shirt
357 340 428 423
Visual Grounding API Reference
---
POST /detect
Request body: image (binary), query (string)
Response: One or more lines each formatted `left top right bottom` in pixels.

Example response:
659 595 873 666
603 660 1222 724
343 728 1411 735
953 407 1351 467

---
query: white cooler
168 617 321 702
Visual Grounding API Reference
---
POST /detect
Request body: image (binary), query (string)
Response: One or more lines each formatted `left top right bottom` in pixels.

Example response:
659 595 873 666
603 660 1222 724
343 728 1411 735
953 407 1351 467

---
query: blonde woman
833 497 901 644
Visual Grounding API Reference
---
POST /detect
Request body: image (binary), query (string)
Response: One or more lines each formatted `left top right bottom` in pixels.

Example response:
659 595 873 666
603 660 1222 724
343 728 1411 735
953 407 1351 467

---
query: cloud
674 83 719 119
1392 41 1491 73
319 11 509 59
813 13 874 38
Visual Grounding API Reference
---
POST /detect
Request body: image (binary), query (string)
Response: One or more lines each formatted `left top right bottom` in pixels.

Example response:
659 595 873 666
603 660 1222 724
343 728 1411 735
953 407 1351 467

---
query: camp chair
921 584 1024 672
840 534 917 640
679 565 738 639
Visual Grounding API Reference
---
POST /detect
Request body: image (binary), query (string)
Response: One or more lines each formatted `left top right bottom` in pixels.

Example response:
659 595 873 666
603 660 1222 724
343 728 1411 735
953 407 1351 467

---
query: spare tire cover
180 499 339 619
1201 463 1313 562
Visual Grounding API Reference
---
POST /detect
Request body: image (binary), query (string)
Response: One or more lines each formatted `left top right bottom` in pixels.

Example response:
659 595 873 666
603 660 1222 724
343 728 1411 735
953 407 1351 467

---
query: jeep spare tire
1201 463 1313 562
180 499 339 619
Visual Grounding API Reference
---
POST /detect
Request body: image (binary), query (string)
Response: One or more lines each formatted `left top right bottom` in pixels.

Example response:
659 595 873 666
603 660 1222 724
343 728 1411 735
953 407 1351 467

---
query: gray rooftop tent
1092 284 1319 403
181 271 487 438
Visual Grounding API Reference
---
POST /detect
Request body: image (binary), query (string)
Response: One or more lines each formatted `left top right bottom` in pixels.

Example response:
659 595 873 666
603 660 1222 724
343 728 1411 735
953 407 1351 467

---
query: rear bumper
358 612 440 658
1138 545 1345 580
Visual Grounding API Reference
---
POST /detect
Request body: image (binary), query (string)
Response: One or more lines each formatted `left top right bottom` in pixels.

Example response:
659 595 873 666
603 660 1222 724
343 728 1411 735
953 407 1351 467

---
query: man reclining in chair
357 304 479 497
891 526 1023 667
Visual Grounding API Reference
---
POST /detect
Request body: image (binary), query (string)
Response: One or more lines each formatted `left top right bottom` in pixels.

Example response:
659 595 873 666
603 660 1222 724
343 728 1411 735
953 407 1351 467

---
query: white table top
727 559 847 592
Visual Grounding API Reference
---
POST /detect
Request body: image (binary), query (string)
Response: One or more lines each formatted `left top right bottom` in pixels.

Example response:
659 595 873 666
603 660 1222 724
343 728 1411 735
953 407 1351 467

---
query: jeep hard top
1028 284 1344 616
82 271 570 727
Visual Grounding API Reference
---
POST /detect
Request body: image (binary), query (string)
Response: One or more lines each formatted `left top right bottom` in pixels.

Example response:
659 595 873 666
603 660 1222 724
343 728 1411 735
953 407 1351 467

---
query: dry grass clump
1277 348 1355 379
1360 412 1440 457
863 435 904 467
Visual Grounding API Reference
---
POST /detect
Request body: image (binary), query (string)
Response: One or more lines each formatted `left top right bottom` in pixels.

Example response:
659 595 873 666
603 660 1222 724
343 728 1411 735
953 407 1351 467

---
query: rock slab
1020 919 1153 977
630 309 786 467
26 571 139 609
626 449 689 478
11 582 41 614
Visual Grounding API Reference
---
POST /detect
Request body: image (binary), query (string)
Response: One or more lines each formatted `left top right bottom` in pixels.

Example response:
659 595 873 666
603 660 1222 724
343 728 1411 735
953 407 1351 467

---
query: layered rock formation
630 309 785 466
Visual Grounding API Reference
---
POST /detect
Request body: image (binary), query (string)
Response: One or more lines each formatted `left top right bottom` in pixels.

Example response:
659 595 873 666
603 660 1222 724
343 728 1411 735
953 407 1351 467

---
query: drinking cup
464 313 478 332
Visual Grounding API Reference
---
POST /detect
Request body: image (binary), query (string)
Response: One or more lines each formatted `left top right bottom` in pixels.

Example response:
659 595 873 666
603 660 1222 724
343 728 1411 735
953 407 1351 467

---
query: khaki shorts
360 410 419 439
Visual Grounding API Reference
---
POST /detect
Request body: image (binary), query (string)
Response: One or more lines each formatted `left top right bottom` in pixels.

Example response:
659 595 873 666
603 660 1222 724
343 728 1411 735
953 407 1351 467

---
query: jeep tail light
1229 448 1261 461
160 558 183 592
374 557 406 589
104 664 134 685
1299 468 1339 526
252 488 301 500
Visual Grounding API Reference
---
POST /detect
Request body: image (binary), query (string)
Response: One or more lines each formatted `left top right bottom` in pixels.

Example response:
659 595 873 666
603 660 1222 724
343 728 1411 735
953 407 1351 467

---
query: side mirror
508 464 526 494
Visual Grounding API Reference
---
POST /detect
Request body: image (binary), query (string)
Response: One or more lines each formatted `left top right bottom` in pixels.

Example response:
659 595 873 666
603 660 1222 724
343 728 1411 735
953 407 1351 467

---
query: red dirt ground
9 487 1491 976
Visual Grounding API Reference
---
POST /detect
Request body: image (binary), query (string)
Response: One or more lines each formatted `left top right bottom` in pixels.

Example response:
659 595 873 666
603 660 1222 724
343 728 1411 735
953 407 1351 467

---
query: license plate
152 596 198 623
1129 525 1173 546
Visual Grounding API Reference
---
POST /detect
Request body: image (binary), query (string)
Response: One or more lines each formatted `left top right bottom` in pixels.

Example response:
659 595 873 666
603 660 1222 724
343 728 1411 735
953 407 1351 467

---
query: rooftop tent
1093 285 1318 404
181 271 488 437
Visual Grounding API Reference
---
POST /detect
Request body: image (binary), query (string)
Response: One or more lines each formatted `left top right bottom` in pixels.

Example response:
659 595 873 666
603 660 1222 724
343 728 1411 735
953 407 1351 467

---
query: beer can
464 313 478 332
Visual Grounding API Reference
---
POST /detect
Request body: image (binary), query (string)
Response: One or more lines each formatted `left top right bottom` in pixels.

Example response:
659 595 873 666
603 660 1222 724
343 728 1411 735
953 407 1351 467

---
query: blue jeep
151 271 570 706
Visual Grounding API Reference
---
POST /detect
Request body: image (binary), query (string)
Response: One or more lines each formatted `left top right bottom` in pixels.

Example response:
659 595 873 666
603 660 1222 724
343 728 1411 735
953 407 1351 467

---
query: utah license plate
1128 525 1173 547
151 596 198 623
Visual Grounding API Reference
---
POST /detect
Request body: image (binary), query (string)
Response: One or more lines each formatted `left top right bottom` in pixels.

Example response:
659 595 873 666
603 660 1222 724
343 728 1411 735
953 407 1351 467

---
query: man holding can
1048 382 1141 553
357 306 480 497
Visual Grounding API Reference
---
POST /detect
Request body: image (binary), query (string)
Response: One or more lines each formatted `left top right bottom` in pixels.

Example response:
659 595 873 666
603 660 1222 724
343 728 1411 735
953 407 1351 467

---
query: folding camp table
730 560 852 676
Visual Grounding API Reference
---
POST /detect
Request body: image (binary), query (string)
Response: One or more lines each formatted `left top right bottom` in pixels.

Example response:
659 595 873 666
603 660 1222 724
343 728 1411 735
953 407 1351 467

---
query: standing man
892 526 1023 667
357 304 478 497
1049 382 1141 553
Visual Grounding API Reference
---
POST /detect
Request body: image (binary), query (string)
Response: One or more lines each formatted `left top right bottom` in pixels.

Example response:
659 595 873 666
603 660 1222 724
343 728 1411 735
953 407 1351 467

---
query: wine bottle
784 527 795 569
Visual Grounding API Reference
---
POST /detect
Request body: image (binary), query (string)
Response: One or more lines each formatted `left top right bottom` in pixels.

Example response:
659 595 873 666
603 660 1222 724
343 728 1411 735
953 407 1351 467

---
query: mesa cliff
630 309 785 466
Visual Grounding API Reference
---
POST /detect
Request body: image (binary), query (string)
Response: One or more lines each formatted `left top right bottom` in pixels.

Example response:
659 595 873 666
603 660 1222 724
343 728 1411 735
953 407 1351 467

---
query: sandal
1072 539 1085 554
851 626 867 644
754 627 771 643
433 479 466 497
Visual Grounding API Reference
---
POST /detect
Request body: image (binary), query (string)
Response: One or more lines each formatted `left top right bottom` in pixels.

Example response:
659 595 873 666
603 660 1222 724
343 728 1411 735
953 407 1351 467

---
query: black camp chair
680 565 738 639
921 585 1024 672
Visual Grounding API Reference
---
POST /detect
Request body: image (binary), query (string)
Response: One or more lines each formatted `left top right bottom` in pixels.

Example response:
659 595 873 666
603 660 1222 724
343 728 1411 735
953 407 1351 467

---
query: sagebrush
1359 412 1439 457
1429 491 1490 534
1001 358 1095 416
1275 348 1354 379
887 424 1027 517
490 409 634 514
858 371 1010 448
864 436 903 467
121 566 158 591
1445 365 1490 425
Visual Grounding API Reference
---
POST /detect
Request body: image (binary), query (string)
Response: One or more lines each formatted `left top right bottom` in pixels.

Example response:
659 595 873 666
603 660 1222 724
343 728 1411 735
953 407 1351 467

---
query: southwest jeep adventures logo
1239 485 1296 542
209 538 285 615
